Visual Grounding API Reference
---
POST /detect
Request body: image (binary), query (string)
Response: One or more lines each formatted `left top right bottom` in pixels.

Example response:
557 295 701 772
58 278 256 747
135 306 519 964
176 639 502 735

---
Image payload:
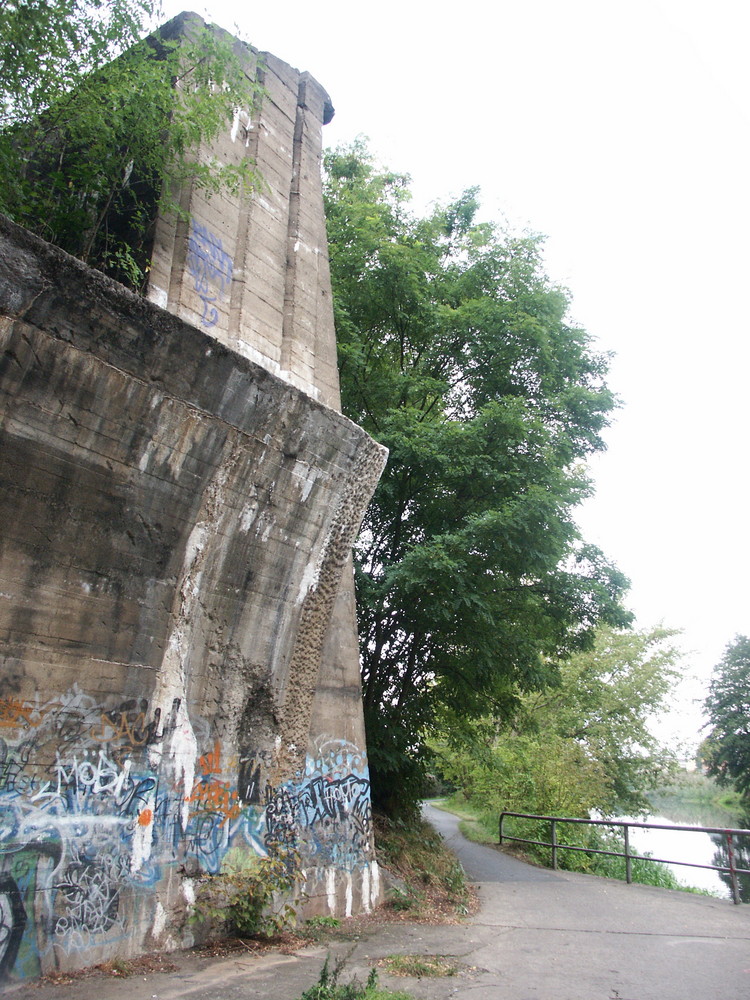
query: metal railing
498 810 750 904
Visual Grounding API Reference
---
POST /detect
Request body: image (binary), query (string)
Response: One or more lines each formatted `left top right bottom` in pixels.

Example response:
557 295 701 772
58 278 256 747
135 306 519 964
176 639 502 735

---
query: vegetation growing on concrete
380 954 459 977
193 843 304 939
0 1 261 288
297 957 415 1000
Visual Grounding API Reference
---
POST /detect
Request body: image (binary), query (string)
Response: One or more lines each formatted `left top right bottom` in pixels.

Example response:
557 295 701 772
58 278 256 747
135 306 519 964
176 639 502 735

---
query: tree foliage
517 625 682 813
436 625 682 818
0 2 260 286
703 636 750 801
324 142 632 812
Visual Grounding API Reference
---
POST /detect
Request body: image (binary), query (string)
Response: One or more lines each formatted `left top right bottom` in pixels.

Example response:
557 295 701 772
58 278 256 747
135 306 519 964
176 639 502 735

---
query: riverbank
648 770 747 828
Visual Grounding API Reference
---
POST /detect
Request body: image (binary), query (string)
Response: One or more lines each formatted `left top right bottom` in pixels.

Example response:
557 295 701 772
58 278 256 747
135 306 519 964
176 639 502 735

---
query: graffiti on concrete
265 739 374 868
186 220 233 327
0 873 26 980
54 858 124 939
0 689 375 983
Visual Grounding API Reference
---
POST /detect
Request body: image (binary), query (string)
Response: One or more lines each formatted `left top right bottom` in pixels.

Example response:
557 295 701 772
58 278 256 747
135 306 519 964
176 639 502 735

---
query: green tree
704 636 750 801
525 626 681 813
324 142 632 813
0 2 260 286
0 0 150 121
434 629 684 878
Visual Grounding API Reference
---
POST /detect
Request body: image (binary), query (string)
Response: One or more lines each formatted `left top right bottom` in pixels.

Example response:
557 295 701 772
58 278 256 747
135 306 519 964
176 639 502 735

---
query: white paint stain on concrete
296 558 319 604
131 783 157 872
292 459 323 503
370 861 381 910
240 501 258 532
361 866 371 914
257 513 273 542
230 106 242 143
148 285 169 309
146 476 221 856
183 878 196 908
296 517 336 604
152 900 167 938
326 867 337 914
256 196 278 215
279 368 319 400
171 703 198 831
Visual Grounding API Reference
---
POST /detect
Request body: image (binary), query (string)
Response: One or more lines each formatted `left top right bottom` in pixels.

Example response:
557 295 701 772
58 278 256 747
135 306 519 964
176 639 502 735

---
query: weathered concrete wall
0 206 386 982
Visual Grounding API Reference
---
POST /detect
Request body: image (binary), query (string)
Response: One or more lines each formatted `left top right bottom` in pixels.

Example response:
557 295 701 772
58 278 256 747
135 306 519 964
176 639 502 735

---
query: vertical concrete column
281 72 340 410
146 23 339 407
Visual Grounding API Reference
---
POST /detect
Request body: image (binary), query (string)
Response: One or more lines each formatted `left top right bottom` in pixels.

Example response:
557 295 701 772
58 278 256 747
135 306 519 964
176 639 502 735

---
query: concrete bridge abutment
0 15 385 982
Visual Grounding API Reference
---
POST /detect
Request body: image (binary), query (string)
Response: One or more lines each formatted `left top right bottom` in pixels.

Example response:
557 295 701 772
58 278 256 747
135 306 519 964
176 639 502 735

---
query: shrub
195 842 303 938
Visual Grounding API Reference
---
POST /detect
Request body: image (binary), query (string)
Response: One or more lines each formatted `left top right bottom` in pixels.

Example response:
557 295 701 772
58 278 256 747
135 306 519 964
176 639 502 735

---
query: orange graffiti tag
90 711 150 746
199 740 222 775
137 808 154 827
188 778 241 825
0 697 41 729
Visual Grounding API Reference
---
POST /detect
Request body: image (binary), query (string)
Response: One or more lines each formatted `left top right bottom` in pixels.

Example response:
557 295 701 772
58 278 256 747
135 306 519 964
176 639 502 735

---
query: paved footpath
8 804 750 1000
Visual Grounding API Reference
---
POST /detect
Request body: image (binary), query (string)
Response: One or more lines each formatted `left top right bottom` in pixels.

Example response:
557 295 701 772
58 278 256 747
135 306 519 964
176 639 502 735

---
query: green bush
195 842 303 938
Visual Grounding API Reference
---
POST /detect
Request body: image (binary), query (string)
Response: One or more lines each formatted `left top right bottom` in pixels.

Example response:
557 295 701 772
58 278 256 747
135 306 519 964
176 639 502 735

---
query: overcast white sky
166 0 750 749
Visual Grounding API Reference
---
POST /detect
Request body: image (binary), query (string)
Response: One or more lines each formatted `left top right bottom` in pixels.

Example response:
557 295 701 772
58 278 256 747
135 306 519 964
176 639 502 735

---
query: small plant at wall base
194 842 303 939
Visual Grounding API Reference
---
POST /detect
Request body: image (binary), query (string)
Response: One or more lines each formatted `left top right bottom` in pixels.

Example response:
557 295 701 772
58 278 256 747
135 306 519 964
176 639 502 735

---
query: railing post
727 832 741 905
551 819 557 870
624 824 632 884
499 812 504 846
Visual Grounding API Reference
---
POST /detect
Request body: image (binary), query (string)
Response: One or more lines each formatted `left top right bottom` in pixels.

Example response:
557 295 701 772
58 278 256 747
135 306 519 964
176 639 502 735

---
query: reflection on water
617 809 750 903
647 789 745 830
709 828 750 903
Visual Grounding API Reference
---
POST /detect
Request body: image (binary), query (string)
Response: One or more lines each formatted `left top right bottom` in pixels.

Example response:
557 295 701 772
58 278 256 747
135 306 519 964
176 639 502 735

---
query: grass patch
381 954 459 977
299 916 342 942
374 813 474 920
95 958 134 978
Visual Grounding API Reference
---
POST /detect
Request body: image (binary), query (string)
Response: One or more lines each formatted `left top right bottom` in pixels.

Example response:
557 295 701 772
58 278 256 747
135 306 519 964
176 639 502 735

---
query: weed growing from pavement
297 955 415 1000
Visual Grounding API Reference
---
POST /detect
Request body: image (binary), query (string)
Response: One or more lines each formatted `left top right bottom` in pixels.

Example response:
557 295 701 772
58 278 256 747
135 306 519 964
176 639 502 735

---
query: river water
615 811 750 902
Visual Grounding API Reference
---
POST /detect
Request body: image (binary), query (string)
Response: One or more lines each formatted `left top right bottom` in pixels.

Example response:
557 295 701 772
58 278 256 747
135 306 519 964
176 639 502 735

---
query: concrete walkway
9 804 750 1000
